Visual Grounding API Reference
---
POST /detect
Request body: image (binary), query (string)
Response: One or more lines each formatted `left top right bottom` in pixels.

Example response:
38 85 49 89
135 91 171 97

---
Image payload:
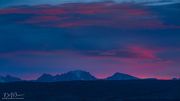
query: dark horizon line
1 70 179 81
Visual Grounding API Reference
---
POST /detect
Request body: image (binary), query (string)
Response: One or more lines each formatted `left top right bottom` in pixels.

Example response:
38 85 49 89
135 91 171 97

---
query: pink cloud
128 45 158 59
0 2 179 29
0 49 176 79
21 15 63 24
78 45 160 60
0 50 66 58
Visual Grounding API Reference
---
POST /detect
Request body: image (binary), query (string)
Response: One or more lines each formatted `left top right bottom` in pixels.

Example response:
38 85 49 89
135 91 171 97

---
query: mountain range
37 70 97 82
0 70 141 82
3 70 180 82
0 75 22 82
37 70 141 82
4 70 180 82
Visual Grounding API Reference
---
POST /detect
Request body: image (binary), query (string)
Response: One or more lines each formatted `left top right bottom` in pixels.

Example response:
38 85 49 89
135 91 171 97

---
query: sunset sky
0 0 180 80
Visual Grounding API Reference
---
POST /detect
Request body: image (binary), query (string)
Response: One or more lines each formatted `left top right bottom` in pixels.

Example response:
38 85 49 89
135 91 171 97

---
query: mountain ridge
0 75 22 82
106 72 139 80
2 70 175 82
36 70 140 82
37 70 97 82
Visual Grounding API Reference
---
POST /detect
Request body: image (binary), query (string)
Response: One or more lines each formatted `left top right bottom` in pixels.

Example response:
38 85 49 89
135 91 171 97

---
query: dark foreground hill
0 80 180 101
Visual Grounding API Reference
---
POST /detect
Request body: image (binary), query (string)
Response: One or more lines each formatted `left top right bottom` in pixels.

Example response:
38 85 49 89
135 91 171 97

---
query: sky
0 0 180 80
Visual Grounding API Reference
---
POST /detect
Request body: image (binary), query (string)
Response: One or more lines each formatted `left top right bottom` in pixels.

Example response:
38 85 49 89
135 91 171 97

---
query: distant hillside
2 70 170 82
0 75 21 82
106 72 139 80
37 70 96 82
